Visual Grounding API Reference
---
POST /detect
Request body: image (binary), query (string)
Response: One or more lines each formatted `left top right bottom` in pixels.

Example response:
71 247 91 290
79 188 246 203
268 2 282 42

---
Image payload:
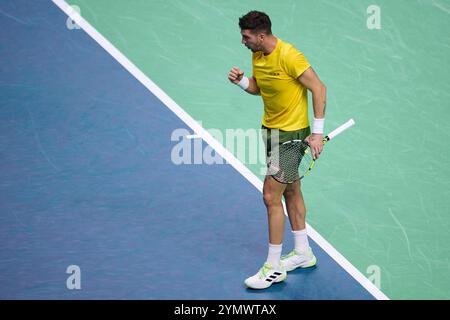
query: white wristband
312 118 325 134
237 76 249 90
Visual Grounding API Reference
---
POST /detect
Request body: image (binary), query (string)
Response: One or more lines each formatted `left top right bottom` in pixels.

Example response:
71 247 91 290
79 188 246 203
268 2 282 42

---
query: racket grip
327 119 355 140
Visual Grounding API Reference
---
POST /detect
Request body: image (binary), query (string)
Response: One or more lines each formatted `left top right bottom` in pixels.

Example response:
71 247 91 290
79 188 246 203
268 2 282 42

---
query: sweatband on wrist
237 76 249 90
312 118 325 134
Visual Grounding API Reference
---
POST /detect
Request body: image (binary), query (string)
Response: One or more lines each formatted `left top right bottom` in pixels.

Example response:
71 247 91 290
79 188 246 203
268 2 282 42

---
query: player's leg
284 179 306 231
281 179 317 271
244 129 288 289
261 126 287 246
263 175 287 245
244 175 287 289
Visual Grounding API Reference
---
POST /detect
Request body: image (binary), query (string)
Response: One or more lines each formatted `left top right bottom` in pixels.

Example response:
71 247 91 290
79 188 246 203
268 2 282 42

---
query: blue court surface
0 1 377 300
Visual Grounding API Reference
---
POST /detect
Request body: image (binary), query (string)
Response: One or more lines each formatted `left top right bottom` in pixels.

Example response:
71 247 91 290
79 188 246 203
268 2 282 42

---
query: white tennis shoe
244 262 287 289
281 248 317 272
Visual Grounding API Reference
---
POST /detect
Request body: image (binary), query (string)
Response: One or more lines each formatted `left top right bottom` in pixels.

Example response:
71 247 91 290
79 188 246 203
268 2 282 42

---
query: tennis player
228 11 327 289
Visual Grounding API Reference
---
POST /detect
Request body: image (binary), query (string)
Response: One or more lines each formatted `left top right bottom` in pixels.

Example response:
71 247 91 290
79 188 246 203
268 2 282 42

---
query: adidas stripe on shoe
244 263 287 289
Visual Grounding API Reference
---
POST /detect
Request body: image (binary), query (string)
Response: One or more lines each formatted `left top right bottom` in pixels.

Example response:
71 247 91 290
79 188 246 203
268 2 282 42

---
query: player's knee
263 192 281 208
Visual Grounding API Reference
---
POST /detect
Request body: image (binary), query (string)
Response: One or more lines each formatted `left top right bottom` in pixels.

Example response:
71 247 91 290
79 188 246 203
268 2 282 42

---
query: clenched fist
228 66 244 84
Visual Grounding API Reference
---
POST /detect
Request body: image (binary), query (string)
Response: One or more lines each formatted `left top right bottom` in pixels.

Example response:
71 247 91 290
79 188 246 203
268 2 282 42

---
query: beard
246 45 259 53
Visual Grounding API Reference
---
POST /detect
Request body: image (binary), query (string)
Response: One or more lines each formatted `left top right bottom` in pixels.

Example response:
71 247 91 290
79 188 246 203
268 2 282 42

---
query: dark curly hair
238 11 272 34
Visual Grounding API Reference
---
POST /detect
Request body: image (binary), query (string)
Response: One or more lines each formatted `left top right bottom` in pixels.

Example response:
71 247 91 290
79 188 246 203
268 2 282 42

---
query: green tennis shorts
261 125 311 183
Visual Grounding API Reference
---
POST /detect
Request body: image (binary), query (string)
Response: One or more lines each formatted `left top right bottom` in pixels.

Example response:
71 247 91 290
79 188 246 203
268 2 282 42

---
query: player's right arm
228 66 260 95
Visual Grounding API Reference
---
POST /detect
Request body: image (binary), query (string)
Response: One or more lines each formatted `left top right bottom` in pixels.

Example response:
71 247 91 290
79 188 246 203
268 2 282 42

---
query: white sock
292 229 309 254
266 243 282 267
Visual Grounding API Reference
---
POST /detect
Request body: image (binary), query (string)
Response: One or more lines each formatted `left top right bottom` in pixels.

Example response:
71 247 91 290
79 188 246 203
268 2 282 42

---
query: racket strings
268 140 313 183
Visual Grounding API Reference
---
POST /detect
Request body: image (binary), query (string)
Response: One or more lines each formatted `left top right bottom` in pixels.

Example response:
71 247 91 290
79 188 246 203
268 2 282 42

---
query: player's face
240 29 263 52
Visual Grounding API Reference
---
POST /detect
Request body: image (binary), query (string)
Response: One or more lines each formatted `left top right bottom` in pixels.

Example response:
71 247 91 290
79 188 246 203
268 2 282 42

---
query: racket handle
327 118 355 140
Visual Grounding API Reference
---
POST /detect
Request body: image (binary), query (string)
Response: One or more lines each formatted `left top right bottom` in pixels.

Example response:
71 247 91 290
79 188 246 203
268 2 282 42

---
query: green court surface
67 0 450 299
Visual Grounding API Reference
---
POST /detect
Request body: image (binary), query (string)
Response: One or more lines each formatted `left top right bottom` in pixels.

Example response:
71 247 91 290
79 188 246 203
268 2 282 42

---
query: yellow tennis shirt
252 38 311 131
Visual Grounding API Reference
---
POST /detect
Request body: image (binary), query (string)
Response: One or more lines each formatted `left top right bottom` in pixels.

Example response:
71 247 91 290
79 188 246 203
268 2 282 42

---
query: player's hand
305 133 324 160
228 66 244 84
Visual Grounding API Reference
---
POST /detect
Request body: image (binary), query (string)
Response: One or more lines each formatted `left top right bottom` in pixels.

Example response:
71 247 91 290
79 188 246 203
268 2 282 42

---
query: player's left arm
297 67 327 159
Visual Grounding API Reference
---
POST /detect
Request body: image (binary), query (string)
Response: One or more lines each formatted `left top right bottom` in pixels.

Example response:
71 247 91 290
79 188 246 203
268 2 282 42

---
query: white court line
52 0 389 300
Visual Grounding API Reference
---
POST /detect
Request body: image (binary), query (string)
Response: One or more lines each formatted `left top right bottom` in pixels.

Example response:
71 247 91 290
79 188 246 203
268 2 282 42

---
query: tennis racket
268 119 355 183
